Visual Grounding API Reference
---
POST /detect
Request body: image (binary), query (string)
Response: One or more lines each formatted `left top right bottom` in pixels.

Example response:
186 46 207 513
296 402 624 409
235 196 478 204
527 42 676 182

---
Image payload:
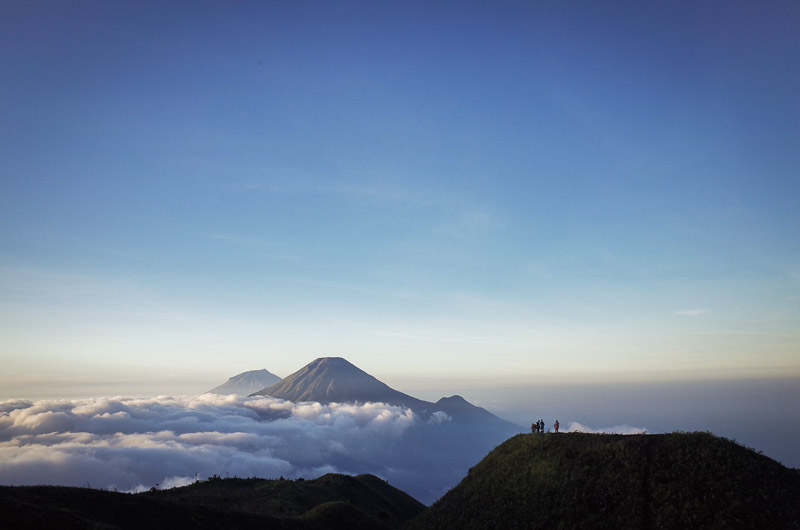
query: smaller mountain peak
435 395 476 411
207 369 281 395
436 395 469 405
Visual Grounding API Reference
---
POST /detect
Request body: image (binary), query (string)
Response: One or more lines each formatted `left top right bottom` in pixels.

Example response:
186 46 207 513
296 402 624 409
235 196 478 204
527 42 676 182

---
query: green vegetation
406 432 800 530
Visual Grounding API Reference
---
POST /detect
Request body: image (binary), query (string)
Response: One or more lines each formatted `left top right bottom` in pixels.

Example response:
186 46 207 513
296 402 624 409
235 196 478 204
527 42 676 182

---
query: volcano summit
251 357 428 410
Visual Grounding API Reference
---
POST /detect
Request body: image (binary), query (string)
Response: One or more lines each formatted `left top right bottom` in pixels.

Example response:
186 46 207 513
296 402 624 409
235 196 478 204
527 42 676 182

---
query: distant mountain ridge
208 369 281 395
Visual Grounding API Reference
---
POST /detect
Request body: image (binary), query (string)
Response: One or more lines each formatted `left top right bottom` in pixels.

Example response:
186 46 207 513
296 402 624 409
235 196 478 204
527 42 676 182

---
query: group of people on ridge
531 419 559 433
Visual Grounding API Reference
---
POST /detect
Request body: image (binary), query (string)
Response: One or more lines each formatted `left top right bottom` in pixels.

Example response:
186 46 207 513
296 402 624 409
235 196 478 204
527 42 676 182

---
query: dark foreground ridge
4 432 797 529
406 431 800 530
0 473 424 530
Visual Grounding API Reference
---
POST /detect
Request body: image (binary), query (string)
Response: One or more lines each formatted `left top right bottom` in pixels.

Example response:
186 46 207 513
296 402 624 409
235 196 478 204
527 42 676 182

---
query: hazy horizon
2 364 798 470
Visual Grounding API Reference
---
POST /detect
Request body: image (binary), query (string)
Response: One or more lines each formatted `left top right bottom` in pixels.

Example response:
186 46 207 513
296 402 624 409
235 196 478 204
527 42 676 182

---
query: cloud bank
0 394 415 492
1 394 647 502
565 422 648 435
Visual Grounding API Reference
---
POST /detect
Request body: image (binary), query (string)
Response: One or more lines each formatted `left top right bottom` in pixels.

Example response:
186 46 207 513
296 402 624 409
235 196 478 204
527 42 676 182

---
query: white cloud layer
565 422 648 435
0 394 415 492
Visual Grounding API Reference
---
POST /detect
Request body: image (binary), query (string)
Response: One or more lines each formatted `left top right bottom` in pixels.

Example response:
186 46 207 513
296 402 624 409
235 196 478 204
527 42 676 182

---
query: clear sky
2 1 799 398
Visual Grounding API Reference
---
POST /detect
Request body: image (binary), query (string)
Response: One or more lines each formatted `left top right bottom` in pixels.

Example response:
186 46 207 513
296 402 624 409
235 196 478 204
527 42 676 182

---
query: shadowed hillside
406 432 800 530
4 433 798 529
146 473 424 528
0 473 424 530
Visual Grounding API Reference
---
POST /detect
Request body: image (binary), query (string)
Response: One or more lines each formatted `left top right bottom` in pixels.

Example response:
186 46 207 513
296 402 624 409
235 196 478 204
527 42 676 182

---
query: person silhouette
554 420 560 433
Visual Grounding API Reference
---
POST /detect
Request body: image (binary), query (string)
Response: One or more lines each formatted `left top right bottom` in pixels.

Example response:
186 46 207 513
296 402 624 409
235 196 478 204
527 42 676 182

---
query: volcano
250 357 519 430
250 357 429 410
207 369 281 395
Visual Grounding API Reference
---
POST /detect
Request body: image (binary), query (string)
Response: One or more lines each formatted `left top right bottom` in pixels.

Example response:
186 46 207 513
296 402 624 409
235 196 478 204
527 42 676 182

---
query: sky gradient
2 1 799 398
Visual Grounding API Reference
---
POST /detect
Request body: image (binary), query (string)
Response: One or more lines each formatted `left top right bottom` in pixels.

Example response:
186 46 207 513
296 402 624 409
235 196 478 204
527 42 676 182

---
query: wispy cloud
207 233 300 261
231 179 421 205
432 207 503 239
232 179 504 239
690 330 800 338
674 309 708 317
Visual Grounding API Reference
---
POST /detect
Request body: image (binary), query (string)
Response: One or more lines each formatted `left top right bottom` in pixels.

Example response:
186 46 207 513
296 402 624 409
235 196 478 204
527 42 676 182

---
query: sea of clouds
0 394 415 492
1 394 654 503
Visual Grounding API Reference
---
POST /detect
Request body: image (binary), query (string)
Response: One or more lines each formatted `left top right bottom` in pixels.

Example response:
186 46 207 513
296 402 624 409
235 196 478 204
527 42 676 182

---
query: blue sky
2 1 799 397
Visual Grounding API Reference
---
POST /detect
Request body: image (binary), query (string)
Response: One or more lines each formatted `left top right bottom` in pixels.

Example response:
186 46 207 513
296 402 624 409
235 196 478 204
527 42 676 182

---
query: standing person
531 422 536 433
554 420 559 433
539 419 544 433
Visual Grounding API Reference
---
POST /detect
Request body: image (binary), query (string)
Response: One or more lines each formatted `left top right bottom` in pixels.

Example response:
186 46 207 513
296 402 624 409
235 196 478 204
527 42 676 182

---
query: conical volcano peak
250 357 427 409
306 357 359 373
311 357 349 364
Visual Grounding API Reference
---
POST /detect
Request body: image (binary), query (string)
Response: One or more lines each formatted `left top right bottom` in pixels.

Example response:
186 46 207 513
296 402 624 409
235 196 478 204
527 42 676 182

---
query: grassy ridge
406 432 800 530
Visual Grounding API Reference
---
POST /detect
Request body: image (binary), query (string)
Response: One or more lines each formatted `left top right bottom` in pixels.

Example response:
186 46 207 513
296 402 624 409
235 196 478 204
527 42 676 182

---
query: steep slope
207 368 281 395
406 432 800 530
250 357 429 410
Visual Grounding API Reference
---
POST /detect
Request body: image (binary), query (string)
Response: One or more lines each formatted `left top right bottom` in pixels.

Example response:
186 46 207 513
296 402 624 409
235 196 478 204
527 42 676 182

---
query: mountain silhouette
207 369 281 395
406 431 800 529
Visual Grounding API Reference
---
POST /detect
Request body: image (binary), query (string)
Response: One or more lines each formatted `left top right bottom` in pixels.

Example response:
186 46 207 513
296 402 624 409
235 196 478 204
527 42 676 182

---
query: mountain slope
207 369 281 395
250 357 429 410
406 432 800 530
148 473 424 528
1 473 424 530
